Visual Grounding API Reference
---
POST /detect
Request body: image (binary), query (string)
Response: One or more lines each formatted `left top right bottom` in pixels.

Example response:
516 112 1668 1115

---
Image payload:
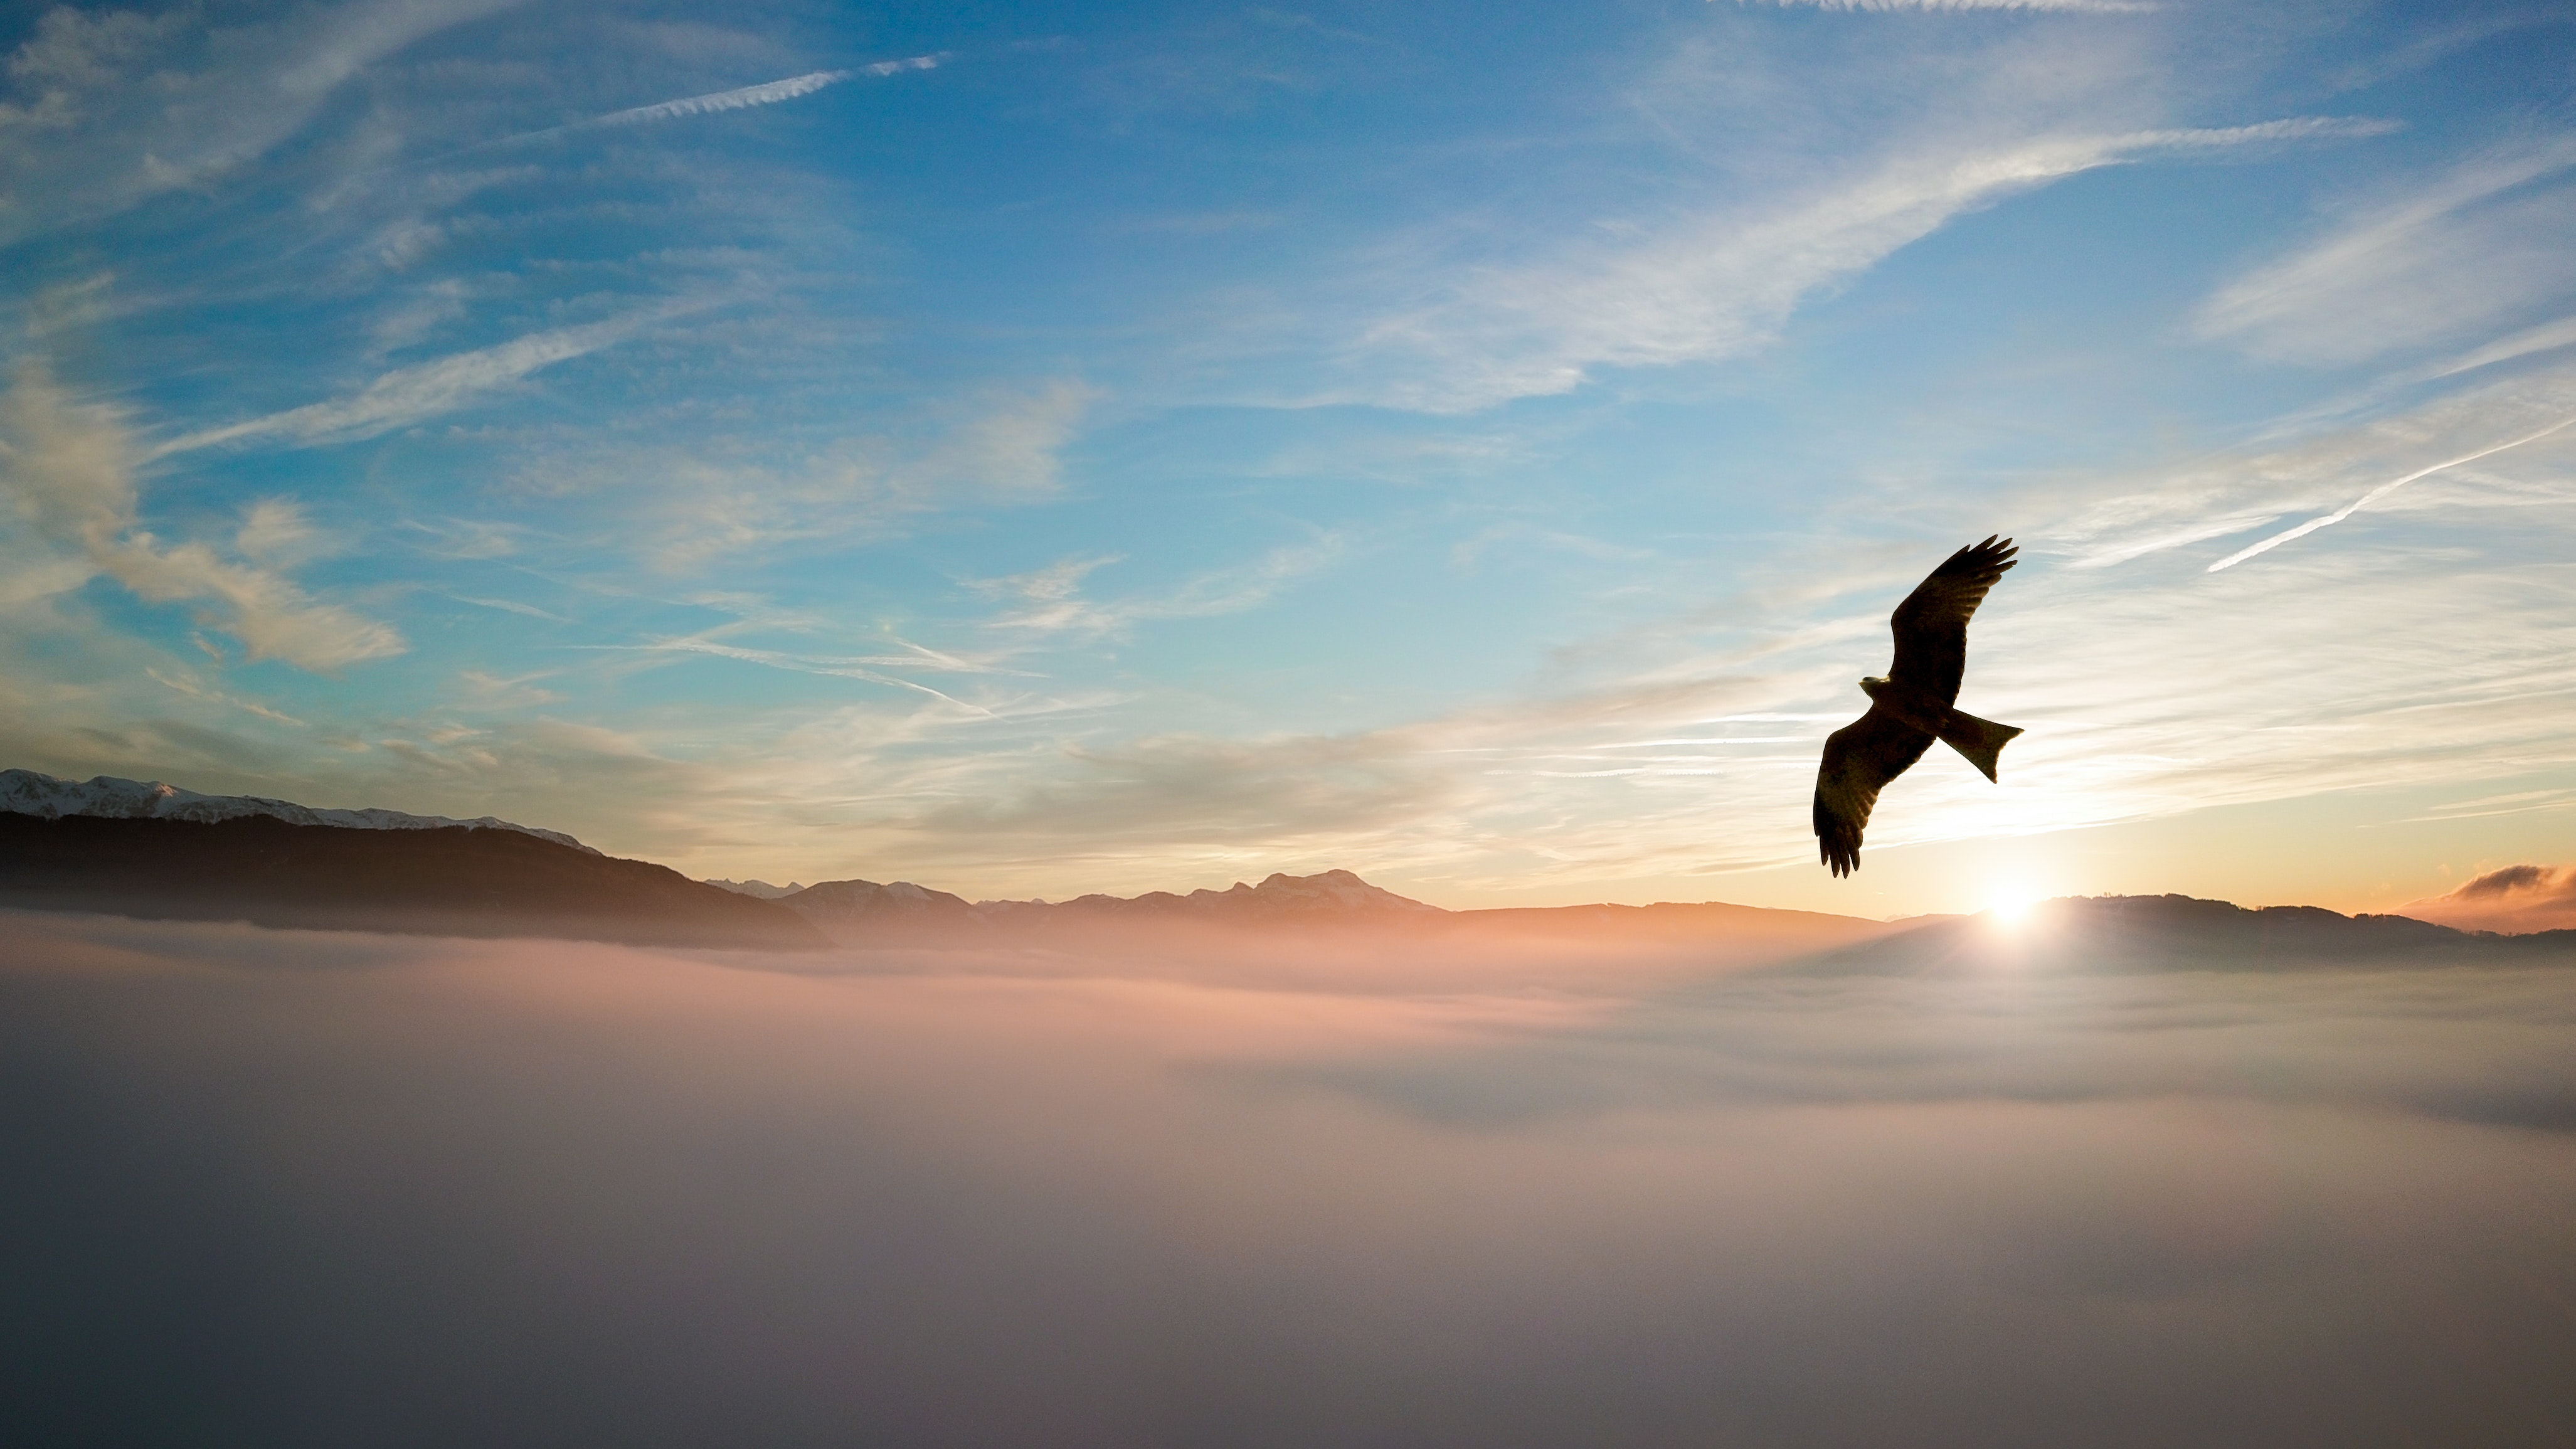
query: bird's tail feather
1939 710 2022 783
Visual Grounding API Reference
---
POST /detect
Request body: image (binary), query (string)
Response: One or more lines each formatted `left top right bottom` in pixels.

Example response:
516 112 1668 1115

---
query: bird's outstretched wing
1813 704 1936 877
1889 535 2016 703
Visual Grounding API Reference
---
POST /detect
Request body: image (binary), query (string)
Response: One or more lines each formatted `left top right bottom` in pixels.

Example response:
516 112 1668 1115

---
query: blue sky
3 0 2573 915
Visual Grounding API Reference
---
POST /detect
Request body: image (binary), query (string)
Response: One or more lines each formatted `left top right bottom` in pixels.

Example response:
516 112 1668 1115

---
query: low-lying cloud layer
6 913 2572 1448
2400 862 2576 934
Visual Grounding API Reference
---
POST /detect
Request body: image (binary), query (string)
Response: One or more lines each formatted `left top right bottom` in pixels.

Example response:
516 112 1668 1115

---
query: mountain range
3 769 2571 972
0 771 820 950
706 868 1927 960
0 768 595 851
714 870 2574 974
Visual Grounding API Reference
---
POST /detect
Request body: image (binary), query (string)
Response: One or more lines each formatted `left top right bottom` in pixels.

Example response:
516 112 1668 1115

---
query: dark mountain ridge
771 869 1448 939
0 813 825 950
748 868 1892 938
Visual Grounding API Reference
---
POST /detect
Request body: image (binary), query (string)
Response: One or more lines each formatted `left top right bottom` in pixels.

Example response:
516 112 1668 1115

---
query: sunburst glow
1988 886 2043 925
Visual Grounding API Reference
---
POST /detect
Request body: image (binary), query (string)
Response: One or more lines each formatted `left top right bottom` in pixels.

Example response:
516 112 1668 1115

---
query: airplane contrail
580 55 945 132
2207 413 2576 572
445 54 948 157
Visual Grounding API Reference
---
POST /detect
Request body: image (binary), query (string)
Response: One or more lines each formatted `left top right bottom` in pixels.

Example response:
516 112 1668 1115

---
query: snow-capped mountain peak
0 769 598 854
704 879 807 900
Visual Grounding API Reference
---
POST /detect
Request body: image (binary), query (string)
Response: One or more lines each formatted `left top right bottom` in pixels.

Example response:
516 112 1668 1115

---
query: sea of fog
5 910 2573 1448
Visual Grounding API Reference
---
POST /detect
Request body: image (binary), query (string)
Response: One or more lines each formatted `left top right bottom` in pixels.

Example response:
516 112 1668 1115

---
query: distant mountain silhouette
0 814 825 950
736 868 1906 964
741 869 1436 942
1791 893 2575 975
778 876 983 933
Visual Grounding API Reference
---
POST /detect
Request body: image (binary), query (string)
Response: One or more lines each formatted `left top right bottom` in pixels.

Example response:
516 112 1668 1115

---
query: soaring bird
1813 536 2022 877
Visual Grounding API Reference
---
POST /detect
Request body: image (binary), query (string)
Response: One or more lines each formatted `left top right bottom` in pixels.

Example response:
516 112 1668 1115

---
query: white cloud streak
1359 119 2393 412
144 666 308 726
154 303 708 456
2195 137 2576 366
987 538 1347 638
641 639 1001 709
448 595 570 623
2427 313 2576 381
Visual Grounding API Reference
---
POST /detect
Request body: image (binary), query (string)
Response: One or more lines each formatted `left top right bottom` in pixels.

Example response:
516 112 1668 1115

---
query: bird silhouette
1813 536 2022 877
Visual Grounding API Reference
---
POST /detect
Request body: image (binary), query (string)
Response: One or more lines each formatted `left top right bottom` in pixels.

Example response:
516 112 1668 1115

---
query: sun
1987 884 2043 925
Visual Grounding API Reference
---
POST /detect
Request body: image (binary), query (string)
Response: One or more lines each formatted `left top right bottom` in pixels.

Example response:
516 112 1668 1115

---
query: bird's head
1859 676 1889 698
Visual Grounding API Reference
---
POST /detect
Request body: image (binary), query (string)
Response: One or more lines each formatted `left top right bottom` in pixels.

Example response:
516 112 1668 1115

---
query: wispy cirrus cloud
1354 119 2392 412
972 555 1123 608
2426 313 2576 381
979 536 1347 638
453 669 564 710
153 302 712 456
0 0 528 242
636 381 1098 570
2195 136 2576 367
144 665 308 726
448 595 568 623
615 635 1007 713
